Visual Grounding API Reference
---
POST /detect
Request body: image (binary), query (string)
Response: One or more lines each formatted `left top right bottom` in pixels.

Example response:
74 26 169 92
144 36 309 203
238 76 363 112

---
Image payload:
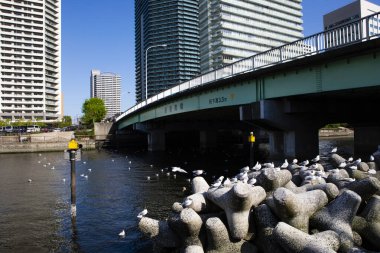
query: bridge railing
117 12 380 122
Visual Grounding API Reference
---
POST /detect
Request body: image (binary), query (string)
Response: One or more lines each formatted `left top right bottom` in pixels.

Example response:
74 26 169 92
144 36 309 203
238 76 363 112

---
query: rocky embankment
138 147 380 253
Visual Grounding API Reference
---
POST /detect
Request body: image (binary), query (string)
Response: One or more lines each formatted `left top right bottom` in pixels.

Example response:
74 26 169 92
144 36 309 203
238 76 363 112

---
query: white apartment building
90 70 121 119
0 0 61 122
199 0 304 73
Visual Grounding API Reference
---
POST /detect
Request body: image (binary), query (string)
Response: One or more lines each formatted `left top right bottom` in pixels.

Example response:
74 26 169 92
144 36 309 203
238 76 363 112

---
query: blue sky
62 0 380 120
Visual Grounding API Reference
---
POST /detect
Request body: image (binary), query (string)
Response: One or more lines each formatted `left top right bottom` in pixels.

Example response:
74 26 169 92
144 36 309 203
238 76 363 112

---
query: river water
0 137 353 253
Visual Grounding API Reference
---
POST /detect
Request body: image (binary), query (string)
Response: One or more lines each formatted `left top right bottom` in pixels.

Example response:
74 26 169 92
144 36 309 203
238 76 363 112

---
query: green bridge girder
118 40 380 130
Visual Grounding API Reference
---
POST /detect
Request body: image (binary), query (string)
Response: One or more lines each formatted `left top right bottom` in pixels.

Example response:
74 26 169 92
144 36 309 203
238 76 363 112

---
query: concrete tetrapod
183 192 221 214
256 167 292 193
273 222 340 253
138 217 180 249
168 208 205 249
192 176 209 194
352 195 380 250
267 187 328 233
310 190 362 252
346 177 380 201
206 182 266 240
205 217 257 253
253 204 286 253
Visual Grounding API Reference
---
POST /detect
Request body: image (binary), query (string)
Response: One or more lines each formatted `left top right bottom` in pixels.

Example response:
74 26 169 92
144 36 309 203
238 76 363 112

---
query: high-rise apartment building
0 0 61 122
135 0 200 102
199 0 303 73
90 70 121 119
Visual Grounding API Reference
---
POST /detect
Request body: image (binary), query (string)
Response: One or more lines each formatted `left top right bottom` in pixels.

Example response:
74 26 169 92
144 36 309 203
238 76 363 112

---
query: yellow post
248 132 255 167
68 138 79 219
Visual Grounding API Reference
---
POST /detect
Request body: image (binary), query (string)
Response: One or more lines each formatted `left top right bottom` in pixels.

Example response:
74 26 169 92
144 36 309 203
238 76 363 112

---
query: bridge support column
283 128 319 160
354 126 380 158
148 131 166 151
268 131 284 158
200 130 217 151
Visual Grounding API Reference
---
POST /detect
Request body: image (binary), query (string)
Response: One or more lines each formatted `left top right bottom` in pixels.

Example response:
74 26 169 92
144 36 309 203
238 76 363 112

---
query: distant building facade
90 70 121 119
199 0 303 73
135 0 200 102
0 0 62 122
323 0 380 46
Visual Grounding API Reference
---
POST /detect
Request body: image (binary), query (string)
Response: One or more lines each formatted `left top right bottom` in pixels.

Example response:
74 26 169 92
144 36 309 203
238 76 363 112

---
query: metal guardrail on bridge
116 12 380 122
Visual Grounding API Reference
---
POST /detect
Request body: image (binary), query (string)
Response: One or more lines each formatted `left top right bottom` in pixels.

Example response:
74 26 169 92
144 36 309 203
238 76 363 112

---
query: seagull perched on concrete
292 159 298 165
368 169 377 175
331 147 337 153
347 157 354 162
172 167 188 174
240 166 250 173
211 176 224 188
300 160 309 166
370 155 375 161
137 209 148 219
280 159 289 169
193 170 206 176
251 162 262 171
182 198 193 208
338 162 347 168
311 155 320 163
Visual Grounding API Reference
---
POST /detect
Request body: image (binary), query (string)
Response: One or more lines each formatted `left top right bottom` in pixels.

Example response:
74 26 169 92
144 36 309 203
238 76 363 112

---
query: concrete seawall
0 131 95 154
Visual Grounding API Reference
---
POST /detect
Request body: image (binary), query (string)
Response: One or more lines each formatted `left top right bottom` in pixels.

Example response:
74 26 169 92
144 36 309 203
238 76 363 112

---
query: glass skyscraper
135 0 200 103
199 0 303 73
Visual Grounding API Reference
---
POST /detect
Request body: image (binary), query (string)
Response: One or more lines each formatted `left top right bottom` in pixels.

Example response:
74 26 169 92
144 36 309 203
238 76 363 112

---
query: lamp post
145 44 167 100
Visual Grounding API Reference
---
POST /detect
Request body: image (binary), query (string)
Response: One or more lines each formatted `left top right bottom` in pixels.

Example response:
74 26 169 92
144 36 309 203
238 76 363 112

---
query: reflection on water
0 136 353 252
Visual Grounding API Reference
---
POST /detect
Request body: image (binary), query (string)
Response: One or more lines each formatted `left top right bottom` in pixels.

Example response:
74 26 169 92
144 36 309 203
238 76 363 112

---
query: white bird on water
51 166 55 170
172 167 188 174
137 209 148 219
331 147 338 153
370 155 375 161
63 178 66 183
28 179 32 183
119 229 126 237
147 176 151 180
88 169 92 172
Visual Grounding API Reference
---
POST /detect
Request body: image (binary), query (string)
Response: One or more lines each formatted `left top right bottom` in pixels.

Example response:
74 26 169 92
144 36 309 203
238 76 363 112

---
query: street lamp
145 44 167 100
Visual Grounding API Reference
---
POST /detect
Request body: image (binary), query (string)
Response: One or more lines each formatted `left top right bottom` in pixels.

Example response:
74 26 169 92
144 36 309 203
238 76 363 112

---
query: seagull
368 169 377 175
370 155 375 161
193 170 206 176
280 159 289 169
240 166 250 173
112 159 115 162
223 177 231 186
338 162 347 168
38 153 42 156
292 159 298 164
118 229 126 237
251 161 262 171
331 147 337 153
248 178 257 185
353 158 362 165
80 174 85 177
311 155 320 163
349 165 357 170
155 173 159 177
166 172 170 176
83 161 87 164
88 169 92 172
347 157 354 162
129 161 132 164
137 209 148 219
51 166 55 170
28 179 32 183
182 198 193 208
147 176 150 180
84 175 88 179
263 162 274 168
300 160 309 166
172 167 188 174
211 176 224 188
62 178 66 182
150 164 154 168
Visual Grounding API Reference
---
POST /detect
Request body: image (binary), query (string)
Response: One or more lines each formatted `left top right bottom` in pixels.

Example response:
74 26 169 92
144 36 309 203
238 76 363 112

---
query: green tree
58 115 72 128
81 98 107 126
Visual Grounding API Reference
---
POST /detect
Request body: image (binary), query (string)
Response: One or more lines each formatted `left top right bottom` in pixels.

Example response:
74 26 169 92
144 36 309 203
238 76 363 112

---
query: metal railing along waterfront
116 12 380 123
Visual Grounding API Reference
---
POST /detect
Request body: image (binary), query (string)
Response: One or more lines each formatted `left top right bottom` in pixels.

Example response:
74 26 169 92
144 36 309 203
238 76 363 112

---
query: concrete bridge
116 13 380 160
